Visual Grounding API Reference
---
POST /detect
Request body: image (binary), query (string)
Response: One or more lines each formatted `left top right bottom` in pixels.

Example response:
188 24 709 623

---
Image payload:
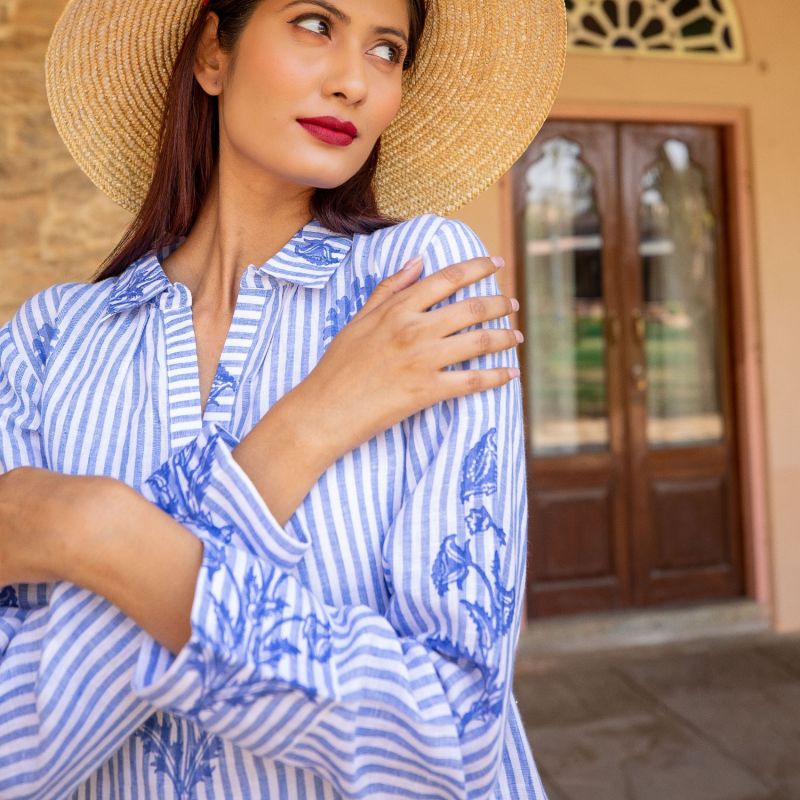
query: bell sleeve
130 218 530 799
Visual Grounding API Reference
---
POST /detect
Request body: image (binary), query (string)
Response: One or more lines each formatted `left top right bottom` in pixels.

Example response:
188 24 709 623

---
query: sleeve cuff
140 421 310 571
131 541 336 714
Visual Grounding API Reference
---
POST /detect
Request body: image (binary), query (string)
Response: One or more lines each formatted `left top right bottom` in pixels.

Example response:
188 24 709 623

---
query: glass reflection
639 138 724 446
522 137 609 455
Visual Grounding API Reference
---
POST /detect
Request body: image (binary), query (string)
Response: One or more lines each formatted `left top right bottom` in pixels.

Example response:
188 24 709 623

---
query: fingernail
508 367 521 378
491 256 505 268
510 297 520 312
402 255 424 272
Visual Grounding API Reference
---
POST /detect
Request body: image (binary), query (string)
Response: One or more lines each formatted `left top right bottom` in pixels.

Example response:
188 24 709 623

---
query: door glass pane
639 138 724 447
522 137 609 456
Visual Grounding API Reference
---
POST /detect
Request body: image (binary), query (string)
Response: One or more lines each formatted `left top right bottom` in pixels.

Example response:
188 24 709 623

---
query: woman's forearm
231 384 341 526
64 479 203 654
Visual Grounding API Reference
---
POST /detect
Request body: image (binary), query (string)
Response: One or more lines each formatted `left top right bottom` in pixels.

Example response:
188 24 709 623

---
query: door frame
500 102 772 627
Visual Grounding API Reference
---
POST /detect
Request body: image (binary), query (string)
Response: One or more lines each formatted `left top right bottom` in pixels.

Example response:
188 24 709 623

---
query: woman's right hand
295 253 522 464
233 252 522 526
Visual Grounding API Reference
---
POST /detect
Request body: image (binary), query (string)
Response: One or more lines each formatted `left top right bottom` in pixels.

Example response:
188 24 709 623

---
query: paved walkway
514 630 800 800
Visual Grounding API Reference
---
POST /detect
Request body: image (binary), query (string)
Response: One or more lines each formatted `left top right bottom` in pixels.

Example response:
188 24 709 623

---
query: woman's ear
194 12 226 96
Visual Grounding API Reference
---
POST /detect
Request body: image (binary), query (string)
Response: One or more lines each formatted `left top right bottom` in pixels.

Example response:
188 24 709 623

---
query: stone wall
0 0 131 325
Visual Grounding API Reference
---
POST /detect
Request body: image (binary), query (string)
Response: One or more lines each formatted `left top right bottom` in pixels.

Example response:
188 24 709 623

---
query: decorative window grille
566 0 744 61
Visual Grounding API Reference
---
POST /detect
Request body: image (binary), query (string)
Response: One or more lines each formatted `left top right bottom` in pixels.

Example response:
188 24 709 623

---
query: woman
0 0 565 797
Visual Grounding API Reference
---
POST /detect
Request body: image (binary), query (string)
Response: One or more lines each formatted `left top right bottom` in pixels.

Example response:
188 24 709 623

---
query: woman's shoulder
354 213 488 278
359 212 484 249
1 278 116 375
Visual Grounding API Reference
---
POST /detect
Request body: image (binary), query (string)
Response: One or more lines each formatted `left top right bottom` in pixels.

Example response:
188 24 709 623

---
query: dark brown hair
91 0 427 284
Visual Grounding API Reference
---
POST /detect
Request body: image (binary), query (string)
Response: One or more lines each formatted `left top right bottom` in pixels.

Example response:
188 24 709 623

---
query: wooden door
513 120 745 617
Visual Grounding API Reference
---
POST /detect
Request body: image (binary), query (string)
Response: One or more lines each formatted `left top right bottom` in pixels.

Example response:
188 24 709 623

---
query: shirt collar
102 217 353 319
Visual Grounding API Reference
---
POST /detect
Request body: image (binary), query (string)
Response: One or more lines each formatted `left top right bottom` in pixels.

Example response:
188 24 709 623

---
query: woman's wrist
233 381 341 526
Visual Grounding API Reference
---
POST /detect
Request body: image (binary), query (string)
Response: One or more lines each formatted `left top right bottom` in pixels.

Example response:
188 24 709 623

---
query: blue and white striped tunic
0 213 547 799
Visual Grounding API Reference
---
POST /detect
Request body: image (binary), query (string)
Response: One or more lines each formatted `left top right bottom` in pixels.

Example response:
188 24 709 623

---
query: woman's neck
161 170 314 315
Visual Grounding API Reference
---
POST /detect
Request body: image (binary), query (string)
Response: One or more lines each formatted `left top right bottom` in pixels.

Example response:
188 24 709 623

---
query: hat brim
45 0 566 219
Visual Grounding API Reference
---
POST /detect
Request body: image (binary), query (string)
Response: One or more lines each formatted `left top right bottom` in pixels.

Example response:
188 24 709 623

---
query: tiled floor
514 630 800 800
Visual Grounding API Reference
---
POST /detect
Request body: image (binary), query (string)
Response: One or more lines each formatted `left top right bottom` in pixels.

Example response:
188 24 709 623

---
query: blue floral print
205 364 237 409
322 272 380 342
106 257 171 315
144 431 235 547
466 505 507 545
294 236 345 266
428 426 515 735
201 544 332 668
136 712 221 799
144 435 333 710
178 544 331 711
460 427 499 502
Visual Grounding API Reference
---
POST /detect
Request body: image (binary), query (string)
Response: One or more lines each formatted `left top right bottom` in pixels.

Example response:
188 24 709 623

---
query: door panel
620 123 743 606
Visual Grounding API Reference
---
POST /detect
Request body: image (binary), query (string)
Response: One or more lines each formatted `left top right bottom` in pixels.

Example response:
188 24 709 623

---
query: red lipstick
297 116 358 147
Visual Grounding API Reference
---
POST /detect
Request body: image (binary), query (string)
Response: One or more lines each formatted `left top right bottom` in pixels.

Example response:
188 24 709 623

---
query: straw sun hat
44 0 566 220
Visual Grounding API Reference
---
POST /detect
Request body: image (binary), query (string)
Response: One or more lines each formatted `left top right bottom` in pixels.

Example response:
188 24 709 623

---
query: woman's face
200 0 410 191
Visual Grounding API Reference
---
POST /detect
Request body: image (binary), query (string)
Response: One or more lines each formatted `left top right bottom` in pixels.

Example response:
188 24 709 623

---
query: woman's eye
372 43 402 64
295 15 330 36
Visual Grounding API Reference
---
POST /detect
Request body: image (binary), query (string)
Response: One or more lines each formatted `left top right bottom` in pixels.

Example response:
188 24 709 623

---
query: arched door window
522 137 608 455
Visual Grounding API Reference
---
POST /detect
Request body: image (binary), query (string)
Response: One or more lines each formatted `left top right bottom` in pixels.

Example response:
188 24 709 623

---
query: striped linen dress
0 213 548 799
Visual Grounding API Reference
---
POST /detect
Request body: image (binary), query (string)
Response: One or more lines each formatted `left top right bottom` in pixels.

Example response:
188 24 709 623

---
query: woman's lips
297 120 356 147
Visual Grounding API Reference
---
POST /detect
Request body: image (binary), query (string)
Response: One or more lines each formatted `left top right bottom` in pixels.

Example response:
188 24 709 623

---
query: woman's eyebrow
281 0 410 47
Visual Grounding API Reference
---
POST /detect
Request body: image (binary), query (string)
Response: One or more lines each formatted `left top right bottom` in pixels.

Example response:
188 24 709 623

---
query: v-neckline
158 277 282 450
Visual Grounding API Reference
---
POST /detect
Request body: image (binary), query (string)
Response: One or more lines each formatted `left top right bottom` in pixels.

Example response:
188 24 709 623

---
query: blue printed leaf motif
457 677 507 735
466 506 507 545
136 712 221 798
459 428 498 502
492 551 516 636
185 643 319 711
32 323 59 369
203 542 226 578
322 271 381 343
257 638 301 666
186 550 333 714
106 256 173 314
461 600 495 653
322 295 355 342
206 363 238 408
425 634 479 666
211 596 239 661
0 586 19 608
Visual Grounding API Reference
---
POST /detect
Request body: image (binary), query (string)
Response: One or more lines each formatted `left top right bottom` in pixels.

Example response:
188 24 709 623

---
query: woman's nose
321 43 368 104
